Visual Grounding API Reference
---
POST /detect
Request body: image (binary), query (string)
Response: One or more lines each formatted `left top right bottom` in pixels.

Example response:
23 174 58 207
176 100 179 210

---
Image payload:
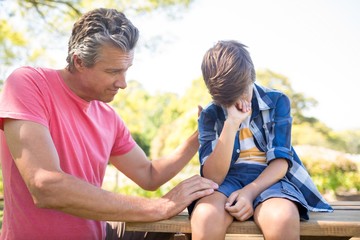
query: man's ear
73 55 85 72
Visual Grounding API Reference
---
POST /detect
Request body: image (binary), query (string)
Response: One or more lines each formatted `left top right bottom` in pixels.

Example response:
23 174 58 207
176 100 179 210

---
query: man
0 8 217 240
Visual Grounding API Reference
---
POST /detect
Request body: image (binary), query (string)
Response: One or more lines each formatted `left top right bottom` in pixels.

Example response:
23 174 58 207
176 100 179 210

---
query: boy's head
201 40 255 107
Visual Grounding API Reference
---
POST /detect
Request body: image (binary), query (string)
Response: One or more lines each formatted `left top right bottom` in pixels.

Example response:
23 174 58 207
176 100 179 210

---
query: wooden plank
126 210 360 236
330 201 360 206
331 201 360 210
125 201 360 238
332 205 360 210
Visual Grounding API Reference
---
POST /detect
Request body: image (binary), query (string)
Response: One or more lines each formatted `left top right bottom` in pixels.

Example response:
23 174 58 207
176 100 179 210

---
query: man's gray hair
66 8 139 72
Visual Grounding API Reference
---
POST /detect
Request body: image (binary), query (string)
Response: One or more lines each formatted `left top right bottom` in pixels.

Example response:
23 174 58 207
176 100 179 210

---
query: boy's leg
253 198 300 240
105 222 174 240
190 191 233 240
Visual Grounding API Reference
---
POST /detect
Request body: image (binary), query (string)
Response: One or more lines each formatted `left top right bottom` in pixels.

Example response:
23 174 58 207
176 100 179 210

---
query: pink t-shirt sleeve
0 67 50 130
111 115 136 155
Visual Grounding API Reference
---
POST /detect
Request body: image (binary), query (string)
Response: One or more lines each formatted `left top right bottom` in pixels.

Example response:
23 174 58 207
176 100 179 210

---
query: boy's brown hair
201 40 255 107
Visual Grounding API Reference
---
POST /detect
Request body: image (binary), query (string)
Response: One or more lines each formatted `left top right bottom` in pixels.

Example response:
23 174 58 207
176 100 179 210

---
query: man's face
76 45 134 102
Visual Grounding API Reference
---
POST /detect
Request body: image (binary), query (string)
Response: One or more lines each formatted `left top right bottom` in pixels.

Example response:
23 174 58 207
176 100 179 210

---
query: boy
190 40 332 240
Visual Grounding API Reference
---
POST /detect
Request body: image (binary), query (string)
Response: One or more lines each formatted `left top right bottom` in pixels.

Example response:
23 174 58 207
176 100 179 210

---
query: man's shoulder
7 66 57 84
10 66 54 75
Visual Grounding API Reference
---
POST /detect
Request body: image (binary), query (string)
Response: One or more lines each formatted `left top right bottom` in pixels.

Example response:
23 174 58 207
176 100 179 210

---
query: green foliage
0 20 27 45
256 69 360 154
301 154 360 193
110 80 187 156
292 122 330 146
150 77 211 159
0 1 359 219
16 0 193 18
9 0 194 38
103 164 199 198
0 172 3 194
292 123 360 155
256 69 318 125
1 0 194 85
112 178 182 198
108 73 360 199
0 19 27 65
329 129 360 154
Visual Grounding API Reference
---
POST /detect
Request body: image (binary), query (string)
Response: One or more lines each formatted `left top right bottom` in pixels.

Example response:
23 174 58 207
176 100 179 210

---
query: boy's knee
255 200 300 240
191 203 231 237
191 203 218 225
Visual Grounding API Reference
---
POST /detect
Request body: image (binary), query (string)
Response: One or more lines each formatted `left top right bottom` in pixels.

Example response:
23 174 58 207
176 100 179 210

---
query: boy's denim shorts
217 162 309 220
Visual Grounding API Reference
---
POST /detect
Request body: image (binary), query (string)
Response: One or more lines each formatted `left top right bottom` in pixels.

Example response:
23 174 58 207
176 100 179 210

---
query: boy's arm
201 101 251 185
225 94 292 220
225 158 288 221
201 119 239 184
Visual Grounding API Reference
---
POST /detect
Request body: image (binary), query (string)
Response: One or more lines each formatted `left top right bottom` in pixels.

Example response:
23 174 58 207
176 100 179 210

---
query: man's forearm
149 130 199 187
31 169 167 222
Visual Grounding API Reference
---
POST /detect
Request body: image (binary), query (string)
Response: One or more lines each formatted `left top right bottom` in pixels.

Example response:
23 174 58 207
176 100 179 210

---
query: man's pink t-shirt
0 67 136 239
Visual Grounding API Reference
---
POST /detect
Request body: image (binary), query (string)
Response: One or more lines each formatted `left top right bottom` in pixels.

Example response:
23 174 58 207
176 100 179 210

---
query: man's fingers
197 105 203 117
164 175 218 202
180 175 218 195
160 175 219 217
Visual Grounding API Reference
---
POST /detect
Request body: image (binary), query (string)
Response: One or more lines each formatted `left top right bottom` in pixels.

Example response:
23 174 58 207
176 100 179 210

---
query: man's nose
114 75 127 89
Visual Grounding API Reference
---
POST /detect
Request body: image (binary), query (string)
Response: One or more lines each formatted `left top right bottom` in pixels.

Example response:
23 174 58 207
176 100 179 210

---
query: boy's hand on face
226 99 251 127
235 99 251 113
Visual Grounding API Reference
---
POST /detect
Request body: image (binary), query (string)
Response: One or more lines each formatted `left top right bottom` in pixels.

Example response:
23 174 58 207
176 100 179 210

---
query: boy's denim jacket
198 83 333 212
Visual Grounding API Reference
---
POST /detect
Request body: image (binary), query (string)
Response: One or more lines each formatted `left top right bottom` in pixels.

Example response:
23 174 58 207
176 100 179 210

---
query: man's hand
160 175 218 219
197 105 203 117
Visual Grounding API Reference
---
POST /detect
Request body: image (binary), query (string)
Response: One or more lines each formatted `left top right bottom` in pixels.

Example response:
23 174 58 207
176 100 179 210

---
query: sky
2 0 359 131
126 0 360 131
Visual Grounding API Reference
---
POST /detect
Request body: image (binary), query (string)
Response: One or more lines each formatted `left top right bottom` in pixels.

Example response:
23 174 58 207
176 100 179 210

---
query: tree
15 0 193 18
110 80 182 156
150 77 211 159
256 69 318 125
0 0 194 84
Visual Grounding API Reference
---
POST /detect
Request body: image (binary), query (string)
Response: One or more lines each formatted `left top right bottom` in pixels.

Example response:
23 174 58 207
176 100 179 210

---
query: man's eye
107 71 120 75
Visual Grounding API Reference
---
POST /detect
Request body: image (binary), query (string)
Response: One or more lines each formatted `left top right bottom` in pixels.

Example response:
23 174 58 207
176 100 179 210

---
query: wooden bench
126 201 360 240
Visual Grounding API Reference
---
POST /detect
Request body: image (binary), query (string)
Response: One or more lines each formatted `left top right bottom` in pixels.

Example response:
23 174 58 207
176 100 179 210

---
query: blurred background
1 0 359 229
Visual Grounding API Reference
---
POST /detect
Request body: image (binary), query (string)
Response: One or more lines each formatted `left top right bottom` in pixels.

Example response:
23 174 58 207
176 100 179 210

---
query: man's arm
4 119 217 222
111 106 203 190
110 130 199 191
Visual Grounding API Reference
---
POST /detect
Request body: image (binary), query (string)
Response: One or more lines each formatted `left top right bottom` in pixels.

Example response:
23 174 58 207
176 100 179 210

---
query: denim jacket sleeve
262 93 294 166
254 85 333 212
198 104 237 176
198 103 247 175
